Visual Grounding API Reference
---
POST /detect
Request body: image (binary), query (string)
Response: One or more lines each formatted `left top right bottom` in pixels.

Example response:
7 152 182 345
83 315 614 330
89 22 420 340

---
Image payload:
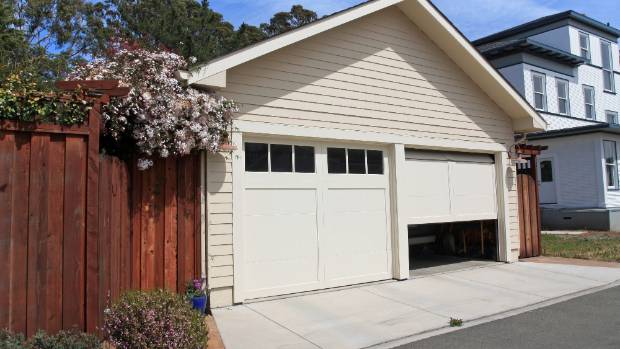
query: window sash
579 33 590 60
607 112 619 125
604 140 618 189
556 80 569 115
584 86 595 119
532 73 546 110
601 41 615 92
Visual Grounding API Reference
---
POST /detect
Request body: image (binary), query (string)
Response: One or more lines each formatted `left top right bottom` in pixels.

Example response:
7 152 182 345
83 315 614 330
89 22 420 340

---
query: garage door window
270 144 293 172
327 148 384 175
245 143 269 172
295 146 315 173
246 142 315 173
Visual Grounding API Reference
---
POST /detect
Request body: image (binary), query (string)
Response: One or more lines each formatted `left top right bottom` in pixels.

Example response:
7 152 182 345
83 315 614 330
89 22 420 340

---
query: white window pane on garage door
243 188 320 294
450 162 497 220
323 188 390 282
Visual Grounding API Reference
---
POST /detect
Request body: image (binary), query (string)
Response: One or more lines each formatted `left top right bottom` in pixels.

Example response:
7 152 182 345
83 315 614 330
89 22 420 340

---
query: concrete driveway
212 262 620 349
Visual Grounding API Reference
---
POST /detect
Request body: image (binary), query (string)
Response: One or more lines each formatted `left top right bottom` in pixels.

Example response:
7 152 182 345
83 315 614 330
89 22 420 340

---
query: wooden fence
0 81 202 336
516 145 546 258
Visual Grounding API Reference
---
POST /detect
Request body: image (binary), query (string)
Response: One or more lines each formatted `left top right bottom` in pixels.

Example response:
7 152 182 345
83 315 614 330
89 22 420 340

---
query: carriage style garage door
241 139 392 299
402 149 498 224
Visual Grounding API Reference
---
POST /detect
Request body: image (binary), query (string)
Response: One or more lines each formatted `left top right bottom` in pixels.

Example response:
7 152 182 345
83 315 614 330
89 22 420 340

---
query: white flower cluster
68 44 237 169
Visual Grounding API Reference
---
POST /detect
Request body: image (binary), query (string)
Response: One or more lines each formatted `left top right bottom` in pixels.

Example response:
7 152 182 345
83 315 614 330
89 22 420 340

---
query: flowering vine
68 43 237 169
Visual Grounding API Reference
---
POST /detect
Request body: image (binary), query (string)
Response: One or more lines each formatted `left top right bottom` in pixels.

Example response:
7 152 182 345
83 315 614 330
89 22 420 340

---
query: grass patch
449 318 463 327
541 232 620 262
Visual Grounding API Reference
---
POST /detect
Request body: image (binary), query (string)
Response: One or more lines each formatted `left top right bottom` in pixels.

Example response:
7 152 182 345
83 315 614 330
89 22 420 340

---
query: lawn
541 232 620 262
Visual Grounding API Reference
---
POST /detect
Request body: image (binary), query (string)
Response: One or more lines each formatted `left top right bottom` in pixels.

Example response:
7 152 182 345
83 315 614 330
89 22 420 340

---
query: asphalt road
396 286 620 349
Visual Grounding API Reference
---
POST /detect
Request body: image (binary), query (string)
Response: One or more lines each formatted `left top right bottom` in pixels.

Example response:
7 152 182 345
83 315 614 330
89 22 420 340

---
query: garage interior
408 220 499 276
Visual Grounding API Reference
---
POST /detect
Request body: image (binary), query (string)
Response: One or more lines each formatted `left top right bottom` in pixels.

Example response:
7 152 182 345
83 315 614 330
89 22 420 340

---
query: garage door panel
324 188 390 281
404 150 498 224
403 160 451 220
450 162 497 216
243 189 319 292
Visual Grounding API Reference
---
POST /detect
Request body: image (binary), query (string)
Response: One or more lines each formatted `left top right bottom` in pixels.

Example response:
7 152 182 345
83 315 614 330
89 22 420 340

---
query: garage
402 150 500 274
240 139 393 299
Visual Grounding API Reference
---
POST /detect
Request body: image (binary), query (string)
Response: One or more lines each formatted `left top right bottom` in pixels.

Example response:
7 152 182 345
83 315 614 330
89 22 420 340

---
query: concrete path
212 262 620 349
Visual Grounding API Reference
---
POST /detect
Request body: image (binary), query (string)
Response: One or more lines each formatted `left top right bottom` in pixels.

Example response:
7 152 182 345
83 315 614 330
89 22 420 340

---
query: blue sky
210 0 620 40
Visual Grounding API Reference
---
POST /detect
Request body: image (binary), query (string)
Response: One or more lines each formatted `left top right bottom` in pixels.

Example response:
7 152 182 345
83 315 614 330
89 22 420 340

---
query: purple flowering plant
103 289 207 349
185 278 206 298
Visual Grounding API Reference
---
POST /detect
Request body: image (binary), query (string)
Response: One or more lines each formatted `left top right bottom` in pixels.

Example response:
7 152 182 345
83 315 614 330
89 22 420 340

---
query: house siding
206 152 234 307
529 134 605 208
207 6 522 306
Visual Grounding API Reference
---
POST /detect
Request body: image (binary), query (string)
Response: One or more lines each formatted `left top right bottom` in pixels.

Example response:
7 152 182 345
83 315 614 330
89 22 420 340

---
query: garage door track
212 262 620 349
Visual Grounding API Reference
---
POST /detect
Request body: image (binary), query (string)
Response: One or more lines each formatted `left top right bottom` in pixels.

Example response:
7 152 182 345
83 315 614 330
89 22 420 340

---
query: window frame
327 147 385 175
578 31 591 61
606 111 619 125
244 141 316 174
604 140 619 190
539 159 554 183
555 78 570 116
583 85 596 119
531 71 547 111
601 40 615 93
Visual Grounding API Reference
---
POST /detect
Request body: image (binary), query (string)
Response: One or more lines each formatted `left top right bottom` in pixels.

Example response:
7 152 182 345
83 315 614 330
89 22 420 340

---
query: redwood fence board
0 92 203 336
517 153 543 258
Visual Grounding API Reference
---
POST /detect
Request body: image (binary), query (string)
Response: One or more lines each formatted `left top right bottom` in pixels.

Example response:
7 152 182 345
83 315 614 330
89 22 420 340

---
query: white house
185 0 544 307
475 11 620 231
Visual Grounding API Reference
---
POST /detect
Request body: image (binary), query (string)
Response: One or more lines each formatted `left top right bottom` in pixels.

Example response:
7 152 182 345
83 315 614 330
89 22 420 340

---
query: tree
107 0 238 63
1 0 112 82
260 5 318 37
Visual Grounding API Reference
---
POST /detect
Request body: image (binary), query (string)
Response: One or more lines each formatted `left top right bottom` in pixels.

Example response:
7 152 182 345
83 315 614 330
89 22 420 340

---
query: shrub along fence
0 81 203 337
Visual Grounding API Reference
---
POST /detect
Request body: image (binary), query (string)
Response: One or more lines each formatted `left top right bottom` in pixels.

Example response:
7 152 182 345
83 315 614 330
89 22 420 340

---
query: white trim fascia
234 120 509 153
231 131 245 303
495 151 514 262
188 0 402 85
390 144 409 280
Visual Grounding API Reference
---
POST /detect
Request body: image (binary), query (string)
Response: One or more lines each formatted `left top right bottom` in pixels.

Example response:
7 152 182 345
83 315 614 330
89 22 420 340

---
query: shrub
104 289 207 349
0 329 100 349
28 330 101 349
0 329 25 349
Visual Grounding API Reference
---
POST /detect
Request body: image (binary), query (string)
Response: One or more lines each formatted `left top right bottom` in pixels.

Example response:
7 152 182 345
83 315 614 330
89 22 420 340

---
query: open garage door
403 150 498 224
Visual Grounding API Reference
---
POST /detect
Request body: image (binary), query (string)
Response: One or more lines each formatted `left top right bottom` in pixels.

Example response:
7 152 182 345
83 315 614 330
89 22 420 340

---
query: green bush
28 330 101 349
0 329 100 349
0 329 25 349
104 289 207 349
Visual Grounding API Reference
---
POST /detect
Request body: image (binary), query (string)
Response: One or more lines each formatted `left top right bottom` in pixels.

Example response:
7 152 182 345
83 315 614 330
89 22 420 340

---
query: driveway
396 285 620 349
212 262 620 349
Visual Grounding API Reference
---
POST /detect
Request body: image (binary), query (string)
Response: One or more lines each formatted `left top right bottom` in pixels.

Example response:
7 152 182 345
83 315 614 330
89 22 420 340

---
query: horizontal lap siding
211 6 523 303
206 152 234 306
223 6 514 146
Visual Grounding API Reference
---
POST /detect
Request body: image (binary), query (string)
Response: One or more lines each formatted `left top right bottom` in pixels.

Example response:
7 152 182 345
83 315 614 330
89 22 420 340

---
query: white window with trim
531 72 547 111
556 79 570 115
607 111 619 125
579 32 590 61
583 85 596 119
604 140 619 190
601 40 615 92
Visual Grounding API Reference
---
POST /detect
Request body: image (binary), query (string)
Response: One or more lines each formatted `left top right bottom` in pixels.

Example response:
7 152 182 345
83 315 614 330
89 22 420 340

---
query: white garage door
403 150 498 224
241 139 392 299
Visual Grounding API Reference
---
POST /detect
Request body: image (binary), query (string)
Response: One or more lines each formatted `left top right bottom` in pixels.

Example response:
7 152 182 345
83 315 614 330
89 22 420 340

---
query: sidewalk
212 262 620 349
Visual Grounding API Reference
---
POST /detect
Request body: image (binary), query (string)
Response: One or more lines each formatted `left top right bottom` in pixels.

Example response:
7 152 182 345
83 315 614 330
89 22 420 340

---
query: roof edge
474 10 620 46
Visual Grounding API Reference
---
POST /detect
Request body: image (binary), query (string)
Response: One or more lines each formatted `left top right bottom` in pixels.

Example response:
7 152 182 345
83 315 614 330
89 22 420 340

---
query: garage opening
408 220 498 276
